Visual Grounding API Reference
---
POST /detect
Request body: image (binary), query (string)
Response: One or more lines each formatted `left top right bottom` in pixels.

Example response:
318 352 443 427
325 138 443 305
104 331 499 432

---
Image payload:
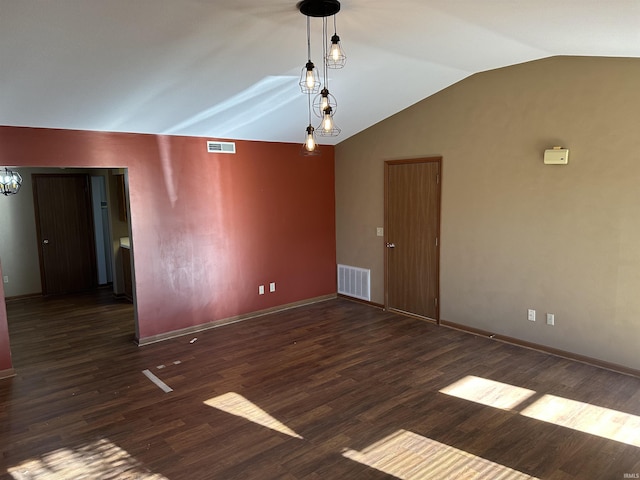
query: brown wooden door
385 158 441 320
33 174 98 295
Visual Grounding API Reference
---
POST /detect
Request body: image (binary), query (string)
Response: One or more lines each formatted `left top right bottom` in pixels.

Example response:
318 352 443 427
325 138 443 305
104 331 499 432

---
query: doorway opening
0 167 136 370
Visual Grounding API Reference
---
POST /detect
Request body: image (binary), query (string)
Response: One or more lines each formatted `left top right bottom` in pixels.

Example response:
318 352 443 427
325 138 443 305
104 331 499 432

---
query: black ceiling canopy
297 0 341 17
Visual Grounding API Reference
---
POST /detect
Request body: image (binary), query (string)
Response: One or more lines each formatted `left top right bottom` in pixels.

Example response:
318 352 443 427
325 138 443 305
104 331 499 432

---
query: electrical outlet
527 309 536 322
269 282 276 293
546 313 555 326
258 285 265 295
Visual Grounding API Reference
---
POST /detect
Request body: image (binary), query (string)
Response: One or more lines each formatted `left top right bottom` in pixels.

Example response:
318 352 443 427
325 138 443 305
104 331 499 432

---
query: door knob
386 242 395 248
43 239 49 244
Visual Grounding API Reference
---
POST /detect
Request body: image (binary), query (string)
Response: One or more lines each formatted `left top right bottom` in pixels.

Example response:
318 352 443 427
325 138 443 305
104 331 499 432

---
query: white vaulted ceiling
1 0 639 145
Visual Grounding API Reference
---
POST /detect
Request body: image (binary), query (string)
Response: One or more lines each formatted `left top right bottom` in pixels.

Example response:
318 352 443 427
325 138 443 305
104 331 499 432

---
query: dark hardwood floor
1 290 639 479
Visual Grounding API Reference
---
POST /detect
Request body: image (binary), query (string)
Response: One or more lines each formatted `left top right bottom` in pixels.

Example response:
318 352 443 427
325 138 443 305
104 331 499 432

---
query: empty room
1 1 639 479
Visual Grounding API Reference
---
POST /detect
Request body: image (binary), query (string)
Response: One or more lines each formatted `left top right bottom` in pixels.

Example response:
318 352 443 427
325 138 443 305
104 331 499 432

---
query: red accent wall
0 126 336 367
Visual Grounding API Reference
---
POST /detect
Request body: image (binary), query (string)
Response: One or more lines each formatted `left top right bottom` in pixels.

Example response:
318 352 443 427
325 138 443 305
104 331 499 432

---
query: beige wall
0 169 44 297
335 56 640 371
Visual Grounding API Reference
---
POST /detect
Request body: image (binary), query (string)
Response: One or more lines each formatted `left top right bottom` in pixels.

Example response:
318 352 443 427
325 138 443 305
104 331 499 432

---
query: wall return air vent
206 141 236 154
337 264 371 302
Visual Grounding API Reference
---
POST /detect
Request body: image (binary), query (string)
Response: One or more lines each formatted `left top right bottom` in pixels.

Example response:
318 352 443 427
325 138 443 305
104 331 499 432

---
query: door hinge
436 174 440 184
435 237 439 247
435 297 438 308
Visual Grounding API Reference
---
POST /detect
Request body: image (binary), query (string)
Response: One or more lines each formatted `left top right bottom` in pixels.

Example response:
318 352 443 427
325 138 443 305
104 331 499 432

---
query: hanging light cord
307 17 313 125
322 17 329 90
306 16 312 61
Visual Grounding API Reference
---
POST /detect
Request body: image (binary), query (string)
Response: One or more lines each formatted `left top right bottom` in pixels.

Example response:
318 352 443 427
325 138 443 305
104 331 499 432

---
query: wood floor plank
1 290 639 479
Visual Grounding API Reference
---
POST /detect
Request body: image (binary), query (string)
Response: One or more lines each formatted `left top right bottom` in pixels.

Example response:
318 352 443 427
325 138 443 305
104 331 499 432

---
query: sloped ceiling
1 0 638 145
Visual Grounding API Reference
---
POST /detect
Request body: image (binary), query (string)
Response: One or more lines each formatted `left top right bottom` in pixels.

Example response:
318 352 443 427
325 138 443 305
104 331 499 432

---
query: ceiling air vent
206 141 236 154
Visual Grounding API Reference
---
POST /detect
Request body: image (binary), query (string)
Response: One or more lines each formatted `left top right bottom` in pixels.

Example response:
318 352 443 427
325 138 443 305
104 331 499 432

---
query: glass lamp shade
326 34 346 69
0 168 22 196
299 61 321 94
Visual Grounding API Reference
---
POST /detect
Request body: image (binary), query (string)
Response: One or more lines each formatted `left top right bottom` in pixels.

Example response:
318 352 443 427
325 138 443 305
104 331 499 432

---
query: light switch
376 227 384 237
269 282 276 292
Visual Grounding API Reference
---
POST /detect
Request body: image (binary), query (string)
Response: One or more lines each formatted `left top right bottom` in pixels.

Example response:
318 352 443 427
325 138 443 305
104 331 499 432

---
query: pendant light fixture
297 0 346 154
302 91 320 156
315 16 340 137
0 167 22 196
313 87 336 117
326 15 346 69
303 124 319 155
299 16 321 94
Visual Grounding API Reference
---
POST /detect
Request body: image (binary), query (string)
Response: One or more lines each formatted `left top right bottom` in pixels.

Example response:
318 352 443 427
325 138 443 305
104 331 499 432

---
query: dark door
33 174 98 295
385 158 441 321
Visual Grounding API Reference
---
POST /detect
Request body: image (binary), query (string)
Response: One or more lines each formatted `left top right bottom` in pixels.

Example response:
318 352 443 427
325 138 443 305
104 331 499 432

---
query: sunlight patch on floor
204 392 303 439
441 375 640 448
342 429 538 480
520 394 640 447
9 438 167 480
439 375 536 410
